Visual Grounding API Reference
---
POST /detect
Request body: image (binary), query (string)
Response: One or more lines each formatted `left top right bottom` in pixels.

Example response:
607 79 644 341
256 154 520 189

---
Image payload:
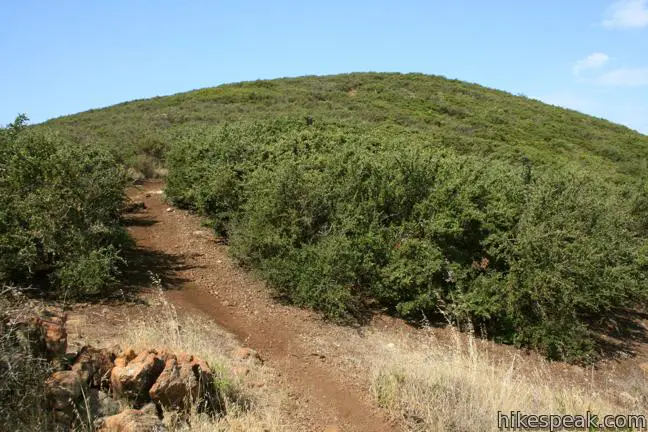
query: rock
95 405 165 432
110 350 166 403
72 346 115 389
232 347 263 364
166 207 174 212
45 370 84 425
114 348 137 368
149 353 219 412
43 314 68 366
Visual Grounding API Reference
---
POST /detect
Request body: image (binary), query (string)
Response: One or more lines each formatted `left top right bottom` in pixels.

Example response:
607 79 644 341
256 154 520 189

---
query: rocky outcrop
45 345 220 428
149 352 221 412
110 349 166 404
29 312 222 429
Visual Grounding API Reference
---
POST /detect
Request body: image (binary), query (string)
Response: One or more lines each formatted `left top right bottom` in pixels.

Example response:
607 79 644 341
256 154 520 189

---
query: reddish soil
125 181 401 432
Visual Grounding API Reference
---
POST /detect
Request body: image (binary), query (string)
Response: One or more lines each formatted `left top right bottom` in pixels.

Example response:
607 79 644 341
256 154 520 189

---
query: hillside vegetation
1 115 128 297
43 73 648 182
32 73 648 361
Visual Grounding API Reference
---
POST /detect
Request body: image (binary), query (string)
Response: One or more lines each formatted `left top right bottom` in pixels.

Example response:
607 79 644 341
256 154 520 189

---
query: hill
42 72 648 182
31 73 648 361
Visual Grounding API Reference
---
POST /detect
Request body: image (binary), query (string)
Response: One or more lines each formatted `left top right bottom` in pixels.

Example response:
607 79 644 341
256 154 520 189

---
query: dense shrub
0 115 129 297
167 120 647 360
501 172 647 360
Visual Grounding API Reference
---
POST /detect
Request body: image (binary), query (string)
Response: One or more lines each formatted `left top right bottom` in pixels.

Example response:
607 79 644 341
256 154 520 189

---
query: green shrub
0 115 129 297
501 172 647 360
166 120 648 360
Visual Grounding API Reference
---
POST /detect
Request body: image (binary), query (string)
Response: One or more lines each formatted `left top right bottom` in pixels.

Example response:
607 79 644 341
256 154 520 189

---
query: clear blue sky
2 1 648 133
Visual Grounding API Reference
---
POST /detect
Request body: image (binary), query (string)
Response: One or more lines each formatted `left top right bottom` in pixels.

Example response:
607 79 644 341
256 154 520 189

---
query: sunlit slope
43 72 648 181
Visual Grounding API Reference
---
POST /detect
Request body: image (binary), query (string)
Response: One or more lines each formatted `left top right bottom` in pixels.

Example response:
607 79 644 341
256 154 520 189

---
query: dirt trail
126 181 400 432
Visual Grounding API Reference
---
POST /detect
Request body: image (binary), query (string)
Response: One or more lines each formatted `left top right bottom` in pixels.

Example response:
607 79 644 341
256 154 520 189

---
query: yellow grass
370 327 648 431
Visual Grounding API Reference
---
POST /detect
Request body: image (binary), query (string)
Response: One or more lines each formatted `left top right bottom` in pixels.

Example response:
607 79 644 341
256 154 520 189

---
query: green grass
38 72 648 361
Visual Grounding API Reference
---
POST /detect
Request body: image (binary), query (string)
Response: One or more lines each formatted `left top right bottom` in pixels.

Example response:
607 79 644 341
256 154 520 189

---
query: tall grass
371 327 648 431
0 288 53 431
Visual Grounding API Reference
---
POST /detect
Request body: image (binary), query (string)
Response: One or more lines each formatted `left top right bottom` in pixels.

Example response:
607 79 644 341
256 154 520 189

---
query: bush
0 115 129 297
500 172 647 360
166 120 647 361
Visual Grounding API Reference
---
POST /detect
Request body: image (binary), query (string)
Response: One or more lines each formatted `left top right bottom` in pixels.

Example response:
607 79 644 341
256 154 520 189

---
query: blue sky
1 0 647 133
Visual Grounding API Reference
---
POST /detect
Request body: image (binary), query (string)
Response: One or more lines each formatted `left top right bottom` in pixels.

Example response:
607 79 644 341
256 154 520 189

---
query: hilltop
42 72 648 182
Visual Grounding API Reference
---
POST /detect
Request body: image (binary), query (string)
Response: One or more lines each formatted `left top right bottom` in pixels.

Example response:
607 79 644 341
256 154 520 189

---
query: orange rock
95 405 163 432
45 370 83 425
110 350 165 403
114 348 137 367
149 353 218 412
149 355 195 410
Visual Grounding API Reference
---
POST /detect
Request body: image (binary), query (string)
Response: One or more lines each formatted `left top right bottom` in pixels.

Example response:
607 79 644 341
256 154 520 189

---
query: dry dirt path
126 181 401 432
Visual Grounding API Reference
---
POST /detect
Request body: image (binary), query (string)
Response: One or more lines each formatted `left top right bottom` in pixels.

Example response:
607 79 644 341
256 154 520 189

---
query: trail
126 181 400 432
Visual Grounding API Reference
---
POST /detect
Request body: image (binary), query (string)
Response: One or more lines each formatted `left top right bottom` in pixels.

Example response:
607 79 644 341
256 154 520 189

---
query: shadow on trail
121 216 159 227
119 245 194 293
118 209 195 292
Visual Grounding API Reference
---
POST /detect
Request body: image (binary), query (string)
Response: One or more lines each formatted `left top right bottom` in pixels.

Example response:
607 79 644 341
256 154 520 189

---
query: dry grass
370 326 648 432
0 289 54 431
115 279 290 431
